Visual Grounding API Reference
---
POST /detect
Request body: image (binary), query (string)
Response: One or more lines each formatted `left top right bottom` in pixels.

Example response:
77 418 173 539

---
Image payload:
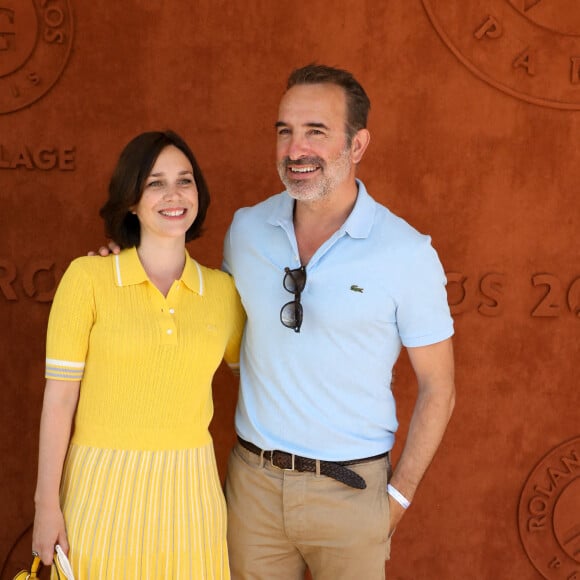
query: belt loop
259 449 265 468
315 459 321 477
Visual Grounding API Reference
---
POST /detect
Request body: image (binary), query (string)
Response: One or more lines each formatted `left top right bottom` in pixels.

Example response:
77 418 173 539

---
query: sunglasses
280 266 306 333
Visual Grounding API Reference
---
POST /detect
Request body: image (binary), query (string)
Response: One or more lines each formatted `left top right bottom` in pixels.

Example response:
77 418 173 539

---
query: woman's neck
136 237 186 297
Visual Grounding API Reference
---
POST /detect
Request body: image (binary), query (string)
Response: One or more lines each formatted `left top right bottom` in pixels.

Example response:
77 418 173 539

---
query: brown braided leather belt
237 436 389 490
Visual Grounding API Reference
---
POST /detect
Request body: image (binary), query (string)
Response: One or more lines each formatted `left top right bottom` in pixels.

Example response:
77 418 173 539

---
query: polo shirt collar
341 179 376 239
267 178 376 239
113 246 203 295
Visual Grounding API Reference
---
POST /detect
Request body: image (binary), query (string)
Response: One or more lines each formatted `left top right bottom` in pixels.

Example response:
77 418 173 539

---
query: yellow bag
13 545 74 580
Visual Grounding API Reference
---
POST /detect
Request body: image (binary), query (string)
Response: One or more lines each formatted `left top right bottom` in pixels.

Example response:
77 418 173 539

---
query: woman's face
132 145 199 244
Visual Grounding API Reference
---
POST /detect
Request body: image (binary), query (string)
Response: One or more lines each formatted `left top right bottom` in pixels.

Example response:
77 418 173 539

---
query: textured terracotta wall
1 2 578 579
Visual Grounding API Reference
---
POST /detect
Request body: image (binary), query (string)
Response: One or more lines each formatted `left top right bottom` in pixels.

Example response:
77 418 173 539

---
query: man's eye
277 128 290 136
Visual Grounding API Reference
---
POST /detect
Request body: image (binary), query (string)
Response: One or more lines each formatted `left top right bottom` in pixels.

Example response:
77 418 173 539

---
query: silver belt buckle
271 450 296 471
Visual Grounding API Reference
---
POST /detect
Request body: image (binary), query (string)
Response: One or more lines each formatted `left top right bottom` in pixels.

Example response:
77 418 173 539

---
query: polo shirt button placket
160 302 177 344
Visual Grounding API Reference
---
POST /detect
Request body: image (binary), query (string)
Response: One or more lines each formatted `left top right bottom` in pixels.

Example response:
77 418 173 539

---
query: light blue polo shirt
223 180 453 461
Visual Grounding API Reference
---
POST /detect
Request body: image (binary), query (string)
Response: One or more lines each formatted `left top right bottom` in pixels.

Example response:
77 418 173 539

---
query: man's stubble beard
278 146 353 203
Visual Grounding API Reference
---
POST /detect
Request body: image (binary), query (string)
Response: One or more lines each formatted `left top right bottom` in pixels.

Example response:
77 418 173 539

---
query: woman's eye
147 180 163 188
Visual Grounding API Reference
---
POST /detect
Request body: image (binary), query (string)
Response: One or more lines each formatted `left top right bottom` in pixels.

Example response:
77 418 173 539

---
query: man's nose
286 134 309 160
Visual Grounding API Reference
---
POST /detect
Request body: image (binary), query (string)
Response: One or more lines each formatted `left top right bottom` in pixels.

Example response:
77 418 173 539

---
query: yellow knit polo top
45 248 245 450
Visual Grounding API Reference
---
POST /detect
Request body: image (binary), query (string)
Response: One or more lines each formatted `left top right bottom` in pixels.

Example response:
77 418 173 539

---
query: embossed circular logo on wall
421 0 580 110
518 436 580 579
0 0 73 114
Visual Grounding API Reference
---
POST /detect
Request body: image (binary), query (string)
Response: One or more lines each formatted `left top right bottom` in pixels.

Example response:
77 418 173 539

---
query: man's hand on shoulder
87 241 121 257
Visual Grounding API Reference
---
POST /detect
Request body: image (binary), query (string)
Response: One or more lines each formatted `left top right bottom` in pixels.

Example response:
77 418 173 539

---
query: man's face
276 83 355 202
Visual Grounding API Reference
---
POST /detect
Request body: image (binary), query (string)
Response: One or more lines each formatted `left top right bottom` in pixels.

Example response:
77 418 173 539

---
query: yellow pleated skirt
57 442 230 579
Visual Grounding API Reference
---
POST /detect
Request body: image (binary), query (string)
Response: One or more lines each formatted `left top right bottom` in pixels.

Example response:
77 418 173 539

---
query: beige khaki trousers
225 442 391 580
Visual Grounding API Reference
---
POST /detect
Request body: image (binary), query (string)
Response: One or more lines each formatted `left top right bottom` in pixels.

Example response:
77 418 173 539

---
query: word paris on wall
0 264 579 319
422 0 580 110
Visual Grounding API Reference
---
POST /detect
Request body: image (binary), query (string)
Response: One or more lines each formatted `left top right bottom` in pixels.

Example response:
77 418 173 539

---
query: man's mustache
281 156 324 169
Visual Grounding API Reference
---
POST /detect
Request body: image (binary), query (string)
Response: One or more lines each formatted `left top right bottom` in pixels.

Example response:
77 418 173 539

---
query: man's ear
351 129 370 164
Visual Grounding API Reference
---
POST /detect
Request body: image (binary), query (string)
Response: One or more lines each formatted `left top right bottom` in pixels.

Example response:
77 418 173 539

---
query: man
222 64 455 580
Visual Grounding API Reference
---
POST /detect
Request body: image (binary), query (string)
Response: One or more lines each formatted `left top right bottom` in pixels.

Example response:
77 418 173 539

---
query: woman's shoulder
196 262 234 283
190 260 237 295
67 254 115 274
59 254 117 287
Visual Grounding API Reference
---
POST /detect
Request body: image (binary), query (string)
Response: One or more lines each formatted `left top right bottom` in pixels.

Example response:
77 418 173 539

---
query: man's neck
293 179 359 264
294 179 358 227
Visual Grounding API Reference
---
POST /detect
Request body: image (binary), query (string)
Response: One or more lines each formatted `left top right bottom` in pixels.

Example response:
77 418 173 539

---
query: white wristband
387 484 411 509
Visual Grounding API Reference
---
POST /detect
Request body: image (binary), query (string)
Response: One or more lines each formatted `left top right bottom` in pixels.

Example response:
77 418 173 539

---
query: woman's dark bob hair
100 130 210 248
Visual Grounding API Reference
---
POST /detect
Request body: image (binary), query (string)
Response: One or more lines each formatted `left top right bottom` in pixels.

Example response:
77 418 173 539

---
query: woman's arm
32 379 80 565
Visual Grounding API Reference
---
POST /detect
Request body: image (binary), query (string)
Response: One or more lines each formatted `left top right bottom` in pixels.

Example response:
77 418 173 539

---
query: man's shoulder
372 202 431 250
227 192 287 243
357 181 428 249
232 191 284 223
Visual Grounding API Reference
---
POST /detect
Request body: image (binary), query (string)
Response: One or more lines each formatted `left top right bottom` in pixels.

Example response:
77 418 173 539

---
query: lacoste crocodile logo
350 285 364 293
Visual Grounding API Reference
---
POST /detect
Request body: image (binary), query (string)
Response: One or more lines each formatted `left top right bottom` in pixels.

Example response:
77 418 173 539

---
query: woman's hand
32 504 69 565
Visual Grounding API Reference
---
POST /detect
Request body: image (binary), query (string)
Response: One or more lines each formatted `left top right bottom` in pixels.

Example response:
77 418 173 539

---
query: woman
32 130 245 578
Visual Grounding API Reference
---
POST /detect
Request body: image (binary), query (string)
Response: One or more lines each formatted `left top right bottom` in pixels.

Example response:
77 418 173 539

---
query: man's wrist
387 483 411 509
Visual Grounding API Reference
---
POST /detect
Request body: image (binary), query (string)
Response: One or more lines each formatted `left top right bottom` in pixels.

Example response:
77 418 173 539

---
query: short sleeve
45 258 96 381
222 224 234 276
395 239 454 348
222 273 246 371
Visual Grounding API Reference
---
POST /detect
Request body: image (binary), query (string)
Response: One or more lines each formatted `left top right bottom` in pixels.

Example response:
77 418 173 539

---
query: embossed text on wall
421 0 580 109
519 437 580 580
0 0 73 114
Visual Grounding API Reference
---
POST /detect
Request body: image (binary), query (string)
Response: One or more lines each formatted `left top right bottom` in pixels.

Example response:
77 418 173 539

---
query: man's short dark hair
286 64 370 142
100 130 210 248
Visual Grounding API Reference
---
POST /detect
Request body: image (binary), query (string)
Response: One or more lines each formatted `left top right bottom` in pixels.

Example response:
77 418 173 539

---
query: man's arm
388 337 455 534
